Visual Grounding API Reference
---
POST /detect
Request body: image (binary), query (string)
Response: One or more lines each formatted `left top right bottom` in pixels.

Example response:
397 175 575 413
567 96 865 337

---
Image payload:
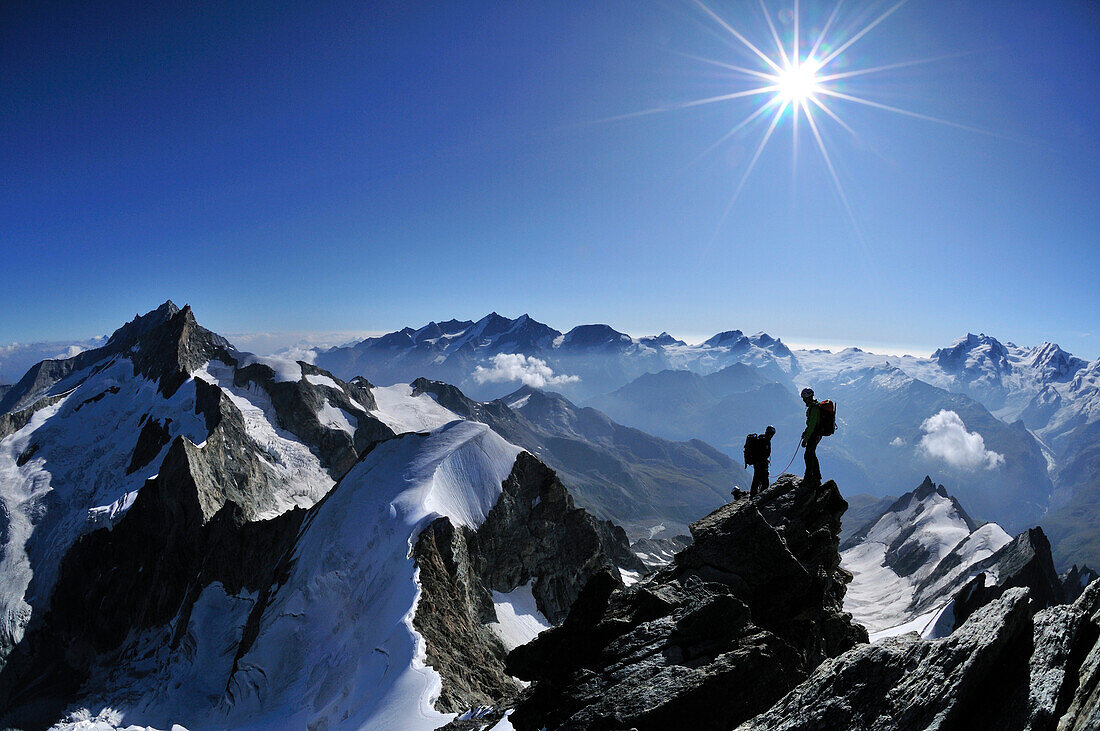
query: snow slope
369 383 463 434
0 358 208 657
218 420 522 730
488 582 552 652
58 420 523 730
842 483 1010 635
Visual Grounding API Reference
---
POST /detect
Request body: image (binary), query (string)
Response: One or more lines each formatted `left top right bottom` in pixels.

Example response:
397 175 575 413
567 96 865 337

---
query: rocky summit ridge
742 578 1100 730
505 475 868 730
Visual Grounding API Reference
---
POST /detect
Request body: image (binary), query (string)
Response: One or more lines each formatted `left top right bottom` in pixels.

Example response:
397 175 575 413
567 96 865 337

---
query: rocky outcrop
505 475 867 730
413 519 521 713
741 579 1100 730
234 360 391 478
413 452 645 713
470 451 644 623
952 527 1064 630
1063 564 1100 604
0 301 237 416
127 304 237 397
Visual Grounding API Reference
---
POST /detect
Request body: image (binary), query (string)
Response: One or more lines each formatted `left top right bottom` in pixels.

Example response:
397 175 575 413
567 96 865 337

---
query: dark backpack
818 399 837 437
744 433 765 464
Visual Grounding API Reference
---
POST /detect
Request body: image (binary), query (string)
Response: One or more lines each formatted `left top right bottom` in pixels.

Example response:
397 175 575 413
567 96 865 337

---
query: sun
595 0 998 244
775 59 822 103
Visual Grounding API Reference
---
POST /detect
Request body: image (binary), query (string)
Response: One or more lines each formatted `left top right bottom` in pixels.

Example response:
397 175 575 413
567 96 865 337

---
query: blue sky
2 0 1098 358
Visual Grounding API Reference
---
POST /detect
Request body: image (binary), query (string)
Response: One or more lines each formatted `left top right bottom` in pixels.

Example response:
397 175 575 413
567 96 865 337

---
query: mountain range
299 312 1100 567
2 303 1100 729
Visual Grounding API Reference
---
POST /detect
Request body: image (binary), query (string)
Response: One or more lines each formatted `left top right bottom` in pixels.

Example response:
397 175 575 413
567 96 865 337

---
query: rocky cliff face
413 452 645 713
1063 565 1100 604
506 475 867 730
951 526 1066 630
0 341 395 724
741 579 1100 730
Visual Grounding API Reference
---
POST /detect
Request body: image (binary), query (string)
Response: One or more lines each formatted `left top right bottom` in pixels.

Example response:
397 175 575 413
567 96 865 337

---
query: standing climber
801 388 822 485
743 426 776 497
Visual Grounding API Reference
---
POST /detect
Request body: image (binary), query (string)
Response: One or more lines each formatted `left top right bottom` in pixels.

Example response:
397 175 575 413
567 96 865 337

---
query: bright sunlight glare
599 0 998 245
774 60 821 102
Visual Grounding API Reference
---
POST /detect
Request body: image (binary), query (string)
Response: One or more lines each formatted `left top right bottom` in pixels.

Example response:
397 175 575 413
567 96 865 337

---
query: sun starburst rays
613 0 999 242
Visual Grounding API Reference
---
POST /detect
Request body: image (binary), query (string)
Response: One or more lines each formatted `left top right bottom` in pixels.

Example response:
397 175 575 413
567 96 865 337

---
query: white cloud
53 345 88 359
472 354 580 388
0 338 107 383
226 330 385 355
918 410 1005 470
890 436 906 447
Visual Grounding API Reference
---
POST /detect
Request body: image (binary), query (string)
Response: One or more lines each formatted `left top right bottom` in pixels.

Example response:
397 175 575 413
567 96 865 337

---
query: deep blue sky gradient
2 0 1098 356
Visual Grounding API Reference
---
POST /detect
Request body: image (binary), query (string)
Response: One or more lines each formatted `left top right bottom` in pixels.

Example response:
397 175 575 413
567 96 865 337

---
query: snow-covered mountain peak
842 478 1011 636
1028 341 1088 383
696 330 796 374
638 331 685 348
0 302 237 415
859 478 979 576
702 329 746 347
933 332 1011 375
748 331 793 357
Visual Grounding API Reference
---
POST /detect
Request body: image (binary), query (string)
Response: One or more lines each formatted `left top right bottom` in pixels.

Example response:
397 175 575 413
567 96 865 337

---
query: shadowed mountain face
411 378 745 537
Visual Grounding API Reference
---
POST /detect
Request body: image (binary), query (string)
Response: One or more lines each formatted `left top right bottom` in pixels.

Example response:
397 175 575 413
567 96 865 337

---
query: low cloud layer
0 338 106 382
918 410 1005 470
473 354 579 388
228 330 385 355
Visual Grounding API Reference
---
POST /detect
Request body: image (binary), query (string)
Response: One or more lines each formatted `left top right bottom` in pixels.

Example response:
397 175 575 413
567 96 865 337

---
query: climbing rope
777 440 801 476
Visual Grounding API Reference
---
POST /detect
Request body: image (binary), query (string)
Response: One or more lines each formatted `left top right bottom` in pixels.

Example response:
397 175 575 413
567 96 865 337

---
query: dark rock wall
469 451 644 624
413 452 644 713
506 475 867 730
953 527 1065 630
413 518 521 713
742 579 1100 731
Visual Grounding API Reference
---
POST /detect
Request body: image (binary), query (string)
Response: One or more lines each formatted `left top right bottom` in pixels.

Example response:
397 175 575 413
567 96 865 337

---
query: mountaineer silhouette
801 387 836 485
743 426 775 497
